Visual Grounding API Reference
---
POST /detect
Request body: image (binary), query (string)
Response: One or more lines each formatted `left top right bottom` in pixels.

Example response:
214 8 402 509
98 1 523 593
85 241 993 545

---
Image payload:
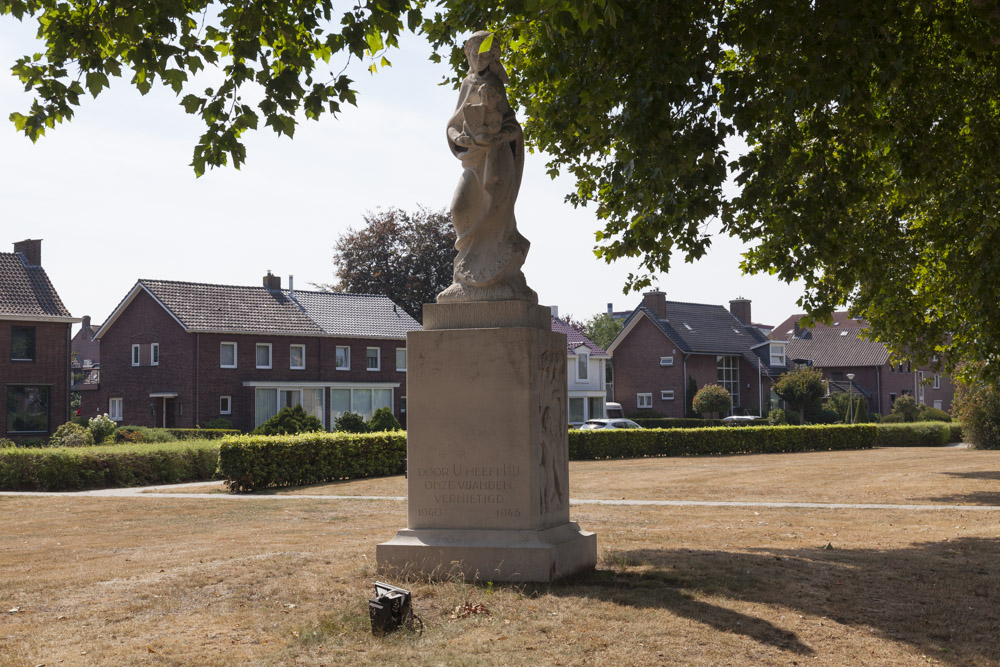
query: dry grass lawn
4 447 1000 666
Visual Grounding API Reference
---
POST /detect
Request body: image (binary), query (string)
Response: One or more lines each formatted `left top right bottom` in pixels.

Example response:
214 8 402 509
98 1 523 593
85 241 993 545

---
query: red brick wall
0 320 71 440
611 316 685 417
84 289 410 431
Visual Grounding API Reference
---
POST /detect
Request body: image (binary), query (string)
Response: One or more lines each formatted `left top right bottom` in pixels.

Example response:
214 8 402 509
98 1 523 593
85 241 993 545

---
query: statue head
478 83 499 108
464 31 509 84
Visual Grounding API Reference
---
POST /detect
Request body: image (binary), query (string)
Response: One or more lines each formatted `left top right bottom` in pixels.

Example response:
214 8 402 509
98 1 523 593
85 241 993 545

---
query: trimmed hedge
217 431 407 492
949 423 964 444
168 428 241 440
567 424 877 459
875 422 956 447
629 418 770 429
0 441 220 491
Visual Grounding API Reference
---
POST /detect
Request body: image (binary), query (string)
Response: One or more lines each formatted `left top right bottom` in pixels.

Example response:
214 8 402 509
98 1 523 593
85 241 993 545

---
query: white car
722 415 760 422
577 419 643 430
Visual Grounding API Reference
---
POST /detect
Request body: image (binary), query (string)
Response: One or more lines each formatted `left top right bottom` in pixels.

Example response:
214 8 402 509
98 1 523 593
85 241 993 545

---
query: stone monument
376 32 597 582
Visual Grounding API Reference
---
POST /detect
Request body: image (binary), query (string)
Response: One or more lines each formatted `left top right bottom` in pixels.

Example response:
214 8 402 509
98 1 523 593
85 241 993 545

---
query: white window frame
335 346 350 371
256 343 272 369
933 374 941 389
576 352 590 382
659 356 674 366
396 347 407 372
220 395 232 415
366 347 381 371
637 393 653 409
131 344 140 367
661 390 675 401
150 343 159 366
109 397 123 422
289 344 306 370
769 343 786 367
220 342 237 369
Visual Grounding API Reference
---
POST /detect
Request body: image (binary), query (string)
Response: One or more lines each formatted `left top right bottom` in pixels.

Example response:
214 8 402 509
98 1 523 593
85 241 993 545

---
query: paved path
2 482 999 511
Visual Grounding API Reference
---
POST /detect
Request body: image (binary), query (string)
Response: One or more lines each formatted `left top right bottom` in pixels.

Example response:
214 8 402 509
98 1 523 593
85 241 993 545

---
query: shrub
948 423 963 443
201 417 234 430
774 367 826 425
768 408 787 425
875 422 951 447
217 432 407 492
253 405 323 436
916 405 951 422
952 376 1000 449
19 438 46 448
71 415 90 427
115 426 175 443
0 442 220 491
167 428 239 441
49 422 94 448
368 407 402 432
892 394 919 422
630 418 727 429
881 413 904 423
814 409 842 424
335 411 369 433
567 424 877 459
0 438 15 449
692 384 732 419
89 414 118 443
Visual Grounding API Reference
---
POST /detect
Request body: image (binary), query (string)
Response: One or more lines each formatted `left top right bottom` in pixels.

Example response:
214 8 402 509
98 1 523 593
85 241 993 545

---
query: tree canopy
319 207 455 323
774 366 826 425
4 0 1000 380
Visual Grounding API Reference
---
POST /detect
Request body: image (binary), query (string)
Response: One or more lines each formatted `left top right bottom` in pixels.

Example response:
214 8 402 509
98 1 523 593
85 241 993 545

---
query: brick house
83 274 420 431
774 313 956 415
0 239 80 441
71 315 101 393
550 313 610 425
606 291 787 417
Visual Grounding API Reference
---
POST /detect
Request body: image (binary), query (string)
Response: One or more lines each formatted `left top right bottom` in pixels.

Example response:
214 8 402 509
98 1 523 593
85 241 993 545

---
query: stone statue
438 31 538 304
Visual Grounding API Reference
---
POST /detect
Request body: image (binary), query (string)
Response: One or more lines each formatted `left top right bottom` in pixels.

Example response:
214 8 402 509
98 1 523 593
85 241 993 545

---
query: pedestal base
376 522 597 583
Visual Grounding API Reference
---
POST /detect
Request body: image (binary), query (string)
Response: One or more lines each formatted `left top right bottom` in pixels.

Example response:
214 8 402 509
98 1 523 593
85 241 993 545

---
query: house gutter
758 358 762 417
66 323 72 426
682 354 689 415
876 367 882 414
195 332 200 427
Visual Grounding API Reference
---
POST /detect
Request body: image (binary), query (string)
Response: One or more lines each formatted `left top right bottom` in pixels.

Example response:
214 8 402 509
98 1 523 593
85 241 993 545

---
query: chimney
289 275 294 298
13 239 41 267
793 320 802 338
729 297 751 325
550 305 559 318
263 271 281 291
607 303 613 315
642 289 667 320
82 315 91 330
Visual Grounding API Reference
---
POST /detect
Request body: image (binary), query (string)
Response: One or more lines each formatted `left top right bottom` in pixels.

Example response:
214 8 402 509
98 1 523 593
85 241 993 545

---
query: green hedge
628 418 771 429
217 431 407 492
874 422 956 447
168 428 241 440
568 424 877 459
0 441 220 491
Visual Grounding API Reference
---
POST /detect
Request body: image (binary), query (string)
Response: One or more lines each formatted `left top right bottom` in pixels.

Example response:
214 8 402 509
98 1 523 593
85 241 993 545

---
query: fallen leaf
291 631 300 638
147 646 156 653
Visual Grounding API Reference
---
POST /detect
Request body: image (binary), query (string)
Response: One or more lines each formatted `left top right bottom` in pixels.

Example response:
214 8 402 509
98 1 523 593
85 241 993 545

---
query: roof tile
0 252 72 318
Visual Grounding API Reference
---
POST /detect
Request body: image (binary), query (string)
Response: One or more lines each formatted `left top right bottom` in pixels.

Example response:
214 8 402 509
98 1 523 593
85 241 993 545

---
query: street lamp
846 373 855 424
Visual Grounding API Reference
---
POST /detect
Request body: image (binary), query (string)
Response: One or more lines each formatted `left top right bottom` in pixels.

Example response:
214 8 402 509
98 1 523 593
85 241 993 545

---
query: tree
317 207 455 323
891 394 920 423
5 1 1000 380
773 367 826 426
583 313 622 351
692 384 732 420
952 367 1000 448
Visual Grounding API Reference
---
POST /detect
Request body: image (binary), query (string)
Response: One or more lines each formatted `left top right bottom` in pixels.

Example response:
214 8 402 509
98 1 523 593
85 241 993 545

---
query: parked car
722 415 760 423
577 418 643 430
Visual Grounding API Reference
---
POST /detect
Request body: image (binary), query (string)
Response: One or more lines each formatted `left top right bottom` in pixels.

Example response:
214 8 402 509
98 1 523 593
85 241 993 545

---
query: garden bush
89 413 117 443
881 413 904 423
167 428 240 441
253 405 323 436
692 384 732 419
201 417 234 430
916 405 951 422
0 438 15 449
115 426 176 444
630 418 726 429
368 407 402 432
49 422 94 448
335 411 369 433
949 423 963 443
875 422 952 447
952 376 1000 449
892 394 920 422
567 424 877 459
0 441 220 491
217 431 407 492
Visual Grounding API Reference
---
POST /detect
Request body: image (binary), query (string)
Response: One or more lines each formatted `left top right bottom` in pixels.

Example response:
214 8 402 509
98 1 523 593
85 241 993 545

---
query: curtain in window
279 389 301 409
569 397 585 423
330 389 351 422
255 388 277 428
373 389 393 412
256 345 271 367
353 389 373 420
302 388 324 427
6 386 49 432
221 344 235 366
587 397 604 420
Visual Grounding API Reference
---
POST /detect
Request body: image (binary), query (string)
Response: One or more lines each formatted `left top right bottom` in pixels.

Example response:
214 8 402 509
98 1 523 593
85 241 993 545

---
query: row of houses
1 238 955 441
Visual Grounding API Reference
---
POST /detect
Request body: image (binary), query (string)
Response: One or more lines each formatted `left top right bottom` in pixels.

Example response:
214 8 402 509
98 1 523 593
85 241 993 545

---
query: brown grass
2 447 999 666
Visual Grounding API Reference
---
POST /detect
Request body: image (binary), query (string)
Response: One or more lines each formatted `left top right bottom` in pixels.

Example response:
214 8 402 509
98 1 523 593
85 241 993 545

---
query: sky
0 20 806 335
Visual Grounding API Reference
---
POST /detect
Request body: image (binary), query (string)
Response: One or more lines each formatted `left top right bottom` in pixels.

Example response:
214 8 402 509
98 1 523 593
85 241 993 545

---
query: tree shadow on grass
921 492 1000 505
541 537 1000 665
941 471 1000 481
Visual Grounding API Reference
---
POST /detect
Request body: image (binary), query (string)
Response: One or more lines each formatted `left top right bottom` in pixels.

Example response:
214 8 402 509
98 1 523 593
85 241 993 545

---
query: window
400 396 407 414
10 326 35 361
256 343 272 369
637 393 653 409
890 364 895 373
577 353 589 382
769 343 785 367
366 347 380 371
131 344 140 367
290 344 305 370
254 388 278 428
933 400 943 410
717 355 740 408
279 388 301 409
396 348 407 372
890 392 897 406
220 342 237 368
329 387 394 426
587 396 604 420
661 390 675 401
150 343 159 366
569 397 585 423
330 388 351 422
659 356 674 366
933 374 941 389
6 386 49 433
302 388 324 427
109 397 123 422
353 388 373 419
335 346 350 370
220 395 231 415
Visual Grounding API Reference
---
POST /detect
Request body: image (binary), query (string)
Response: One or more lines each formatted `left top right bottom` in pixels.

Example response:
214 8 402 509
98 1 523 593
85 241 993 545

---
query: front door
162 398 176 428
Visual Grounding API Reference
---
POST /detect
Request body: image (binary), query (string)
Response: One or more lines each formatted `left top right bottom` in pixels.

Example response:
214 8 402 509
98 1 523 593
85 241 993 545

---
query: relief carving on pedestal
537 348 567 515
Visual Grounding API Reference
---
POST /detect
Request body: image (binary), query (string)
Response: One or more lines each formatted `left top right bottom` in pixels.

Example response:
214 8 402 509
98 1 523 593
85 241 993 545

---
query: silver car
577 419 643 430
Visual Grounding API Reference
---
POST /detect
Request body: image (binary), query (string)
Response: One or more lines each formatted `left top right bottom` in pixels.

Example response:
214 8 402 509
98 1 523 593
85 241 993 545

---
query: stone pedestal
376 301 596 582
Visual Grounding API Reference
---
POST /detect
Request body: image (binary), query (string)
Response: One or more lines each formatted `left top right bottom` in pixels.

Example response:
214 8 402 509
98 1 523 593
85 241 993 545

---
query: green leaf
9 112 27 132
478 32 494 54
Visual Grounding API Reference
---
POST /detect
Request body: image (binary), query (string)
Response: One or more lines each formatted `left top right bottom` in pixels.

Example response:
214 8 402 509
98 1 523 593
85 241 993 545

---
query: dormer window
769 342 786 367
